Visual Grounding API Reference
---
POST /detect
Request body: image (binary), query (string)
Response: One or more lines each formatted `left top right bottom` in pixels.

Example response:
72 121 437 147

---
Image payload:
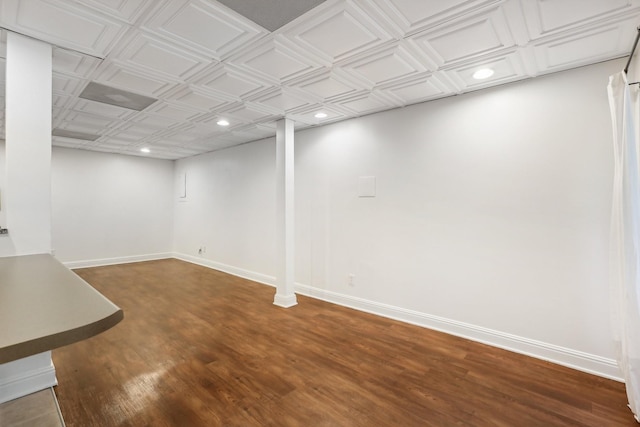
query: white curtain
609 70 640 422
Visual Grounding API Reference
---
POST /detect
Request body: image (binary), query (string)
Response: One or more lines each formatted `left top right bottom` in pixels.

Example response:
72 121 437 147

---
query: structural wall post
4 32 53 256
273 118 297 308
0 32 57 403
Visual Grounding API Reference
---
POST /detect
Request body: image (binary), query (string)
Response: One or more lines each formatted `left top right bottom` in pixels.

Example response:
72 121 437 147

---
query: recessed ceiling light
314 112 328 119
473 68 494 80
140 147 150 153
217 119 230 126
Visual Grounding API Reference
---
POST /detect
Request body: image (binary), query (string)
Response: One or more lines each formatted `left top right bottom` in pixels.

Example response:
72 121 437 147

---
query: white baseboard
294 283 622 382
62 253 623 381
0 352 57 404
62 252 173 269
173 253 276 287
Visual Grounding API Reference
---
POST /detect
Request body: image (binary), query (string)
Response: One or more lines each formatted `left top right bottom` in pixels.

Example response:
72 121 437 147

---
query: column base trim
273 293 298 308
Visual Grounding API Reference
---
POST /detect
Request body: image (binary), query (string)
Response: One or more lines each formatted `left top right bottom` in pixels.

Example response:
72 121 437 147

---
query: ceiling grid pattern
0 0 639 159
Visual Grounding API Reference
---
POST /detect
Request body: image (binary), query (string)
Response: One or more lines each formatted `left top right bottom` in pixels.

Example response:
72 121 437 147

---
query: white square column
273 118 297 308
0 32 56 403
4 32 53 256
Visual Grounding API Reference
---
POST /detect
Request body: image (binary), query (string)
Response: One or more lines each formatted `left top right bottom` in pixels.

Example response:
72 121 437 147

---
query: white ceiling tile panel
70 99 137 120
533 24 633 72
0 0 127 57
117 32 210 81
522 0 640 39
179 122 229 139
52 96 73 123
107 122 164 139
52 73 84 95
132 113 185 129
52 48 101 78
409 8 516 68
165 86 229 112
145 130 196 145
193 66 272 101
217 104 277 124
145 102 202 121
341 43 428 88
383 74 449 104
293 70 362 100
338 91 400 115
237 45 321 84
73 0 154 24
142 0 266 60
366 0 504 36
62 111 120 129
180 139 221 152
90 137 136 147
283 1 395 64
253 88 312 113
220 125 275 143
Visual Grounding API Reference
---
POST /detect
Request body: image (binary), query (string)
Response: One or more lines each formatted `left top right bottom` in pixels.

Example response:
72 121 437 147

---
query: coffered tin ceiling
0 0 639 160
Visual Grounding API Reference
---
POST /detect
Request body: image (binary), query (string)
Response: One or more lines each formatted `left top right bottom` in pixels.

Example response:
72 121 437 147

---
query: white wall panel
173 139 277 281
51 147 174 265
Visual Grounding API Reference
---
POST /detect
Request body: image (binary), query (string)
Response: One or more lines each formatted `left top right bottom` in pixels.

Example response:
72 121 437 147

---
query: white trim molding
0 352 57 404
294 283 622 382
173 253 276 287
62 252 173 269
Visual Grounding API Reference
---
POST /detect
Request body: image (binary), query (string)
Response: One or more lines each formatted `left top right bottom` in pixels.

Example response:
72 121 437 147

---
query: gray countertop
0 254 123 364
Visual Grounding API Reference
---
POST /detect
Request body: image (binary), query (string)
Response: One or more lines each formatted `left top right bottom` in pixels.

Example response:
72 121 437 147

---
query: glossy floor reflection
53 259 636 426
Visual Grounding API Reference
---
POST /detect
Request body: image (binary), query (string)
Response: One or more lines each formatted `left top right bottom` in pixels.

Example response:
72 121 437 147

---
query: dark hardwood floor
53 259 636 426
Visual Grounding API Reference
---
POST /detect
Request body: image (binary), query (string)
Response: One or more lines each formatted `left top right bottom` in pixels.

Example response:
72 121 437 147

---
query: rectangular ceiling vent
52 128 100 141
217 0 326 31
79 82 157 111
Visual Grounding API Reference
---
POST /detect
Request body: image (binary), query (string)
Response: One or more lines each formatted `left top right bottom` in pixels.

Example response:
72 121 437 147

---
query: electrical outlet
348 273 355 287
0 227 8 235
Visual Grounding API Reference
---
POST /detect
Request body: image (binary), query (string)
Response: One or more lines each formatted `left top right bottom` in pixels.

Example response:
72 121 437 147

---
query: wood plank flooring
52 259 636 426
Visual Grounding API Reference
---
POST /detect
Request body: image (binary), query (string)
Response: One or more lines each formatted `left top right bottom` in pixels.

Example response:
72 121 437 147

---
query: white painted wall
173 139 277 282
51 147 174 267
173 58 621 378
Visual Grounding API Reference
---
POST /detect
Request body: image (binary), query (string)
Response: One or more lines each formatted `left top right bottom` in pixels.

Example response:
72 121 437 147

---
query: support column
273 118 297 308
4 32 52 256
0 32 56 403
